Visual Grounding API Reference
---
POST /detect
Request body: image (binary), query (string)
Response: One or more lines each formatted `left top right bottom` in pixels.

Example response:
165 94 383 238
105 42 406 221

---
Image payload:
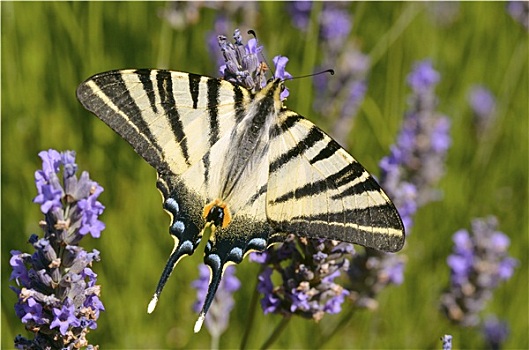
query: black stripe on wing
269 161 367 204
233 85 246 123
156 70 192 167
269 126 325 173
188 73 201 109
203 78 221 188
135 69 158 114
271 210 404 253
76 70 168 171
269 113 303 139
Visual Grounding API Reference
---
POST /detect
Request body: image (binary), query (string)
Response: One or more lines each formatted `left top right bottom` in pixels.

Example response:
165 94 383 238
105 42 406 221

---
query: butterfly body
77 69 404 331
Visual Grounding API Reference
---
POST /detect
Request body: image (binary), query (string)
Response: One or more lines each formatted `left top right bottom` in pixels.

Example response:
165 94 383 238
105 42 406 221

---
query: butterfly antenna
247 29 274 80
289 69 335 81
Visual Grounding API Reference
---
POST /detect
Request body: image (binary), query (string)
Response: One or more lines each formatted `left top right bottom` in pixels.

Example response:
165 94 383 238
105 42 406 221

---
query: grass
2 2 527 349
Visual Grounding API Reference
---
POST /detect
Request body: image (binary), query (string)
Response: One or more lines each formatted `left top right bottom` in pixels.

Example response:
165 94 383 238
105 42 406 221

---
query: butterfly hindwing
267 111 405 252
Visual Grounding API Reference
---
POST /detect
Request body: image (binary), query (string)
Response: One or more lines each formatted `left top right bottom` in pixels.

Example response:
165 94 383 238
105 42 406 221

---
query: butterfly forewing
76 69 251 176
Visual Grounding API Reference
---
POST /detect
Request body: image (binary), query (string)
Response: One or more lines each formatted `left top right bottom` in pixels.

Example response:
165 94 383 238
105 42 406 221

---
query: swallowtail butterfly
77 69 405 332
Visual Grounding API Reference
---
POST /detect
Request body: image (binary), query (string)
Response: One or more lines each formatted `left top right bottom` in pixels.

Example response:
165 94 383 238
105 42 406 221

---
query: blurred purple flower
289 2 367 145
347 60 449 310
207 16 231 72
192 264 240 337
11 149 104 349
288 2 352 43
346 250 406 310
440 217 518 327
482 316 509 350
407 60 440 93
507 1 529 30
320 8 352 41
316 41 370 145
287 1 312 30
380 59 451 230
469 85 497 133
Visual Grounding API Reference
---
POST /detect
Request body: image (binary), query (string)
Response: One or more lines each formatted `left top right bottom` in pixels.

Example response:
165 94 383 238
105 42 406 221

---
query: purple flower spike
216 29 291 100
254 236 353 321
441 217 518 327
483 316 509 350
192 264 240 337
407 60 440 93
11 149 104 349
379 59 450 230
507 1 529 30
320 8 352 41
469 85 497 133
347 60 449 310
38 149 62 179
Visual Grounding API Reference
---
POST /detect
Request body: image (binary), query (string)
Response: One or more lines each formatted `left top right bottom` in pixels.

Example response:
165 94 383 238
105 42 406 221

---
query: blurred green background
2 2 527 349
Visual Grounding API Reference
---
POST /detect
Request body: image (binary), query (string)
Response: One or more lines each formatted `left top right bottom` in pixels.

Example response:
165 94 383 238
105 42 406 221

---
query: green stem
368 2 421 68
315 307 356 349
240 274 261 350
210 333 220 350
259 316 291 350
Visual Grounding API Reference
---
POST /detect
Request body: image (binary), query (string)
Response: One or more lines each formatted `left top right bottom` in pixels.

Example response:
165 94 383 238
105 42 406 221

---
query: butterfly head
255 78 286 112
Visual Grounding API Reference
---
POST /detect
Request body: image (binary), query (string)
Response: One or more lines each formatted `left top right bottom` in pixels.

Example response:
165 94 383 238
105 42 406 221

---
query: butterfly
76 69 405 332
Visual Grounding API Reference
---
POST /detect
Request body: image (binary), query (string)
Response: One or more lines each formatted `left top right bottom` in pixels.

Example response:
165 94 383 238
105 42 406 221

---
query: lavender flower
346 249 406 310
252 236 353 321
10 149 105 349
441 334 453 350
287 2 352 44
345 60 449 309
379 59 451 231
325 50 370 145
287 1 312 31
192 264 240 339
507 1 529 30
217 29 292 99
468 85 497 133
482 316 509 350
299 3 369 146
319 7 352 42
440 217 518 327
207 16 231 70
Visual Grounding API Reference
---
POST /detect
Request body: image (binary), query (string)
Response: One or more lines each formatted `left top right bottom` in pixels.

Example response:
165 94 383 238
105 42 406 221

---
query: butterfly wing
266 110 405 252
78 70 279 331
77 69 261 322
76 69 251 177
